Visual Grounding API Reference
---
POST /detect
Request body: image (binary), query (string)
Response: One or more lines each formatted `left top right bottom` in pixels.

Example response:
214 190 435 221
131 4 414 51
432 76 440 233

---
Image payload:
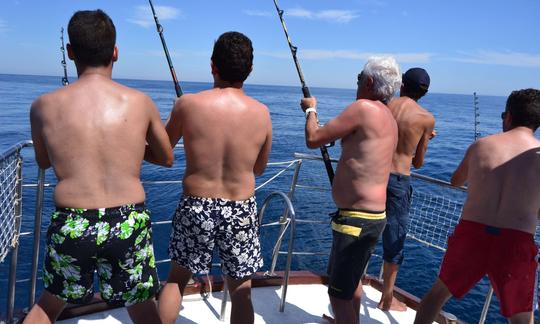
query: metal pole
219 280 228 321
28 168 45 306
269 161 302 275
7 156 24 324
478 286 493 324
279 195 296 312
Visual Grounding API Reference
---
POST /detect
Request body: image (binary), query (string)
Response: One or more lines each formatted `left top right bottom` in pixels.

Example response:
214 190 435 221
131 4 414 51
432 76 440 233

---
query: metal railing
0 140 32 323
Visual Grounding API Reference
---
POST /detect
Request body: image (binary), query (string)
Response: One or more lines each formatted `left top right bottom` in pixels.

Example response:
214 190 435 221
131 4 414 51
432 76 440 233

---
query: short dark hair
506 88 540 130
211 32 253 83
68 9 116 67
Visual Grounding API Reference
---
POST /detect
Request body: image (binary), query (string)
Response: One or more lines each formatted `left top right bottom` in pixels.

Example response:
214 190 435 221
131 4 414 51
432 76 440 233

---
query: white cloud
127 5 181 28
0 19 8 33
286 8 358 23
451 50 540 68
243 10 272 17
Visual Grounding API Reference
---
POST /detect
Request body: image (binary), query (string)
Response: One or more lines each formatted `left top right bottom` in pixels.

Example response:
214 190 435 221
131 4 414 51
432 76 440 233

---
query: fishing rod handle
302 86 311 98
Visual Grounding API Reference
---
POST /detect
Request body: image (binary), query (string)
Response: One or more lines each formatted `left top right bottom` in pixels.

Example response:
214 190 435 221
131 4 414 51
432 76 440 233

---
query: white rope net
407 177 467 252
0 150 21 263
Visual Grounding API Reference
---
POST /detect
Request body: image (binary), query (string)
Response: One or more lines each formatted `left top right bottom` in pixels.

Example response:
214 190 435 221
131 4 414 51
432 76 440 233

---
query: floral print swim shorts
43 203 159 306
168 195 263 280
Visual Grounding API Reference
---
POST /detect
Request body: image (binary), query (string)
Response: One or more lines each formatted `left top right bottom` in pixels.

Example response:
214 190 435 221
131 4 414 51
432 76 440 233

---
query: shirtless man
158 32 272 324
378 68 435 311
414 89 540 324
300 56 401 324
24 10 173 324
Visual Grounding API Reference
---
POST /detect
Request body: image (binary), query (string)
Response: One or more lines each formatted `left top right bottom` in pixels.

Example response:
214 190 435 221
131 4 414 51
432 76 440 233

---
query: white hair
362 56 401 103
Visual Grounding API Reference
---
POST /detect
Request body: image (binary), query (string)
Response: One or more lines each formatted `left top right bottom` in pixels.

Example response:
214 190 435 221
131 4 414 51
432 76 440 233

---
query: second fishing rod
272 0 335 184
149 0 183 98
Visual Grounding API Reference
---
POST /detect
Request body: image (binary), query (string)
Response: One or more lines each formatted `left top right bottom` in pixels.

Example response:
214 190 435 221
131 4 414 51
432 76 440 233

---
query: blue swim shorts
382 173 412 265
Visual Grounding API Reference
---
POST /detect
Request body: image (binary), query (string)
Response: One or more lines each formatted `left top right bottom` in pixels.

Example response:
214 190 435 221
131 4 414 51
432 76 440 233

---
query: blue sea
0 74 536 323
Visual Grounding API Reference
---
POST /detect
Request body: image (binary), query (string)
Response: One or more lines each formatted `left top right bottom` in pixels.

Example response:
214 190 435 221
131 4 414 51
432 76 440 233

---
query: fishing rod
473 92 480 140
272 0 335 184
60 27 69 86
148 0 183 97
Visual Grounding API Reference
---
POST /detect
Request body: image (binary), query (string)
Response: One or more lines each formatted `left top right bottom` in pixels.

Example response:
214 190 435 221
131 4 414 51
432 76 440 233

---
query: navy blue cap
403 68 430 91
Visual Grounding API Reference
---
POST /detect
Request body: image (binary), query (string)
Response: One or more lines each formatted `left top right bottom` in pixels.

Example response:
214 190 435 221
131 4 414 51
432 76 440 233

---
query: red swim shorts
439 219 538 318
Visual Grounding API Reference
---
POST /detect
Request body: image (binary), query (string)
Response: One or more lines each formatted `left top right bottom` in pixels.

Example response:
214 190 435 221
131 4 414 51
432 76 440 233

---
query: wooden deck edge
52 271 458 323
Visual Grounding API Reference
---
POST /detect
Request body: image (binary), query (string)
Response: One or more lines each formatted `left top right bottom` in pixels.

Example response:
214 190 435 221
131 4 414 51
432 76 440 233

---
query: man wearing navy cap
378 68 436 311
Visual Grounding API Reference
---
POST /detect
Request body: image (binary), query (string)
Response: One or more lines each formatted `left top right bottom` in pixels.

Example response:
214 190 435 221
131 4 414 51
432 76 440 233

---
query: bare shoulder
172 93 198 113
30 89 62 116
248 95 270 115
353 99 385 116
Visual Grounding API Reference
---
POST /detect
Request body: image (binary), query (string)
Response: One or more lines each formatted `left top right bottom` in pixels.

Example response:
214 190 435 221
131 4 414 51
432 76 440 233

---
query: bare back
167 88 272 200
454 128 540 234
331 100 398 211
387 96 435 174
30 75 168 208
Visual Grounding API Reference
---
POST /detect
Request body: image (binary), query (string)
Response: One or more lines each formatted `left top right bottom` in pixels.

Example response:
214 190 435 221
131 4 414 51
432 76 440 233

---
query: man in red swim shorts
415 89 540 324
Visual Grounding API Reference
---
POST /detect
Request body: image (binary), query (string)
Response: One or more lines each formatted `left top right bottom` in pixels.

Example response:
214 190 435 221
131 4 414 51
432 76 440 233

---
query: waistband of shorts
55 202 146 217
182 194 256 204
458 219 534 239
390 172 411 180
338 208 386 220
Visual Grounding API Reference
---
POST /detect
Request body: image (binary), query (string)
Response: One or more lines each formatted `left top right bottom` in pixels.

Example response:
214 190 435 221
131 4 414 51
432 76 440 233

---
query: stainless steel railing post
478 286 493 324
219 279 228 321
7 155 24 324
268 161 302 275
279 194 296 312
257 191 296 312
28 168 45 307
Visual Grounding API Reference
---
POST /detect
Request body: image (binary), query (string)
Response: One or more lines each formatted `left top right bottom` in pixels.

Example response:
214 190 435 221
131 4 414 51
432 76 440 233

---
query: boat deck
58 283 431 324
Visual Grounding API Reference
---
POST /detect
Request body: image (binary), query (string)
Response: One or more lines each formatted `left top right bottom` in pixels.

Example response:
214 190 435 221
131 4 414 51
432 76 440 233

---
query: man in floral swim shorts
158 32 272 324
24 9 173 324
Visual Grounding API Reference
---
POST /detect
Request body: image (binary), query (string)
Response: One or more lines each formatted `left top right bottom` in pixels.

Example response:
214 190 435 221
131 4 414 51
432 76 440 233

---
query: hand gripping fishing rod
272 0 335 184
60 27 69 86
149 0 183 97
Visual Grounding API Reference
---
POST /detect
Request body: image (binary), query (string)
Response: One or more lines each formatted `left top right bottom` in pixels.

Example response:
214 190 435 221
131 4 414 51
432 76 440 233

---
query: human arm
450 145 472 187
254 111 273 176
144 96 174 167
300 97 361 149
30 98 51 169
165 96 185 149
412 115 435 169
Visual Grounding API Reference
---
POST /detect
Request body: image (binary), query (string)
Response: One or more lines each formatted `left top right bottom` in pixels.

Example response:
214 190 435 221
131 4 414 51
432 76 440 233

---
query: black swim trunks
168 195 262 280
43 203 159 306
327 209 386 300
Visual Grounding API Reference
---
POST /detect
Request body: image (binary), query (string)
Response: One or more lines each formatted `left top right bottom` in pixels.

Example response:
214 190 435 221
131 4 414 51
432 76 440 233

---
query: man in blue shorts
24 9 173 324
158 32 272 324
378 68 436 311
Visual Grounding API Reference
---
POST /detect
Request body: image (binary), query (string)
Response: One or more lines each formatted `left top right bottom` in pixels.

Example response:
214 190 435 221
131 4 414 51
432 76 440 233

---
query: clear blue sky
0 0 539 96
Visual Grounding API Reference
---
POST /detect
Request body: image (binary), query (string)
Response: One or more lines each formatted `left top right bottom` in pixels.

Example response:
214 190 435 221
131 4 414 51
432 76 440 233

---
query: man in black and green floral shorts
24 9 173 324
43 204 158 306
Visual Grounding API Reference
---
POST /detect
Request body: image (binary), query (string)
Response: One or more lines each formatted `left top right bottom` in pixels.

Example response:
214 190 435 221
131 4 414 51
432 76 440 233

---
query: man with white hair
300 56 401 323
